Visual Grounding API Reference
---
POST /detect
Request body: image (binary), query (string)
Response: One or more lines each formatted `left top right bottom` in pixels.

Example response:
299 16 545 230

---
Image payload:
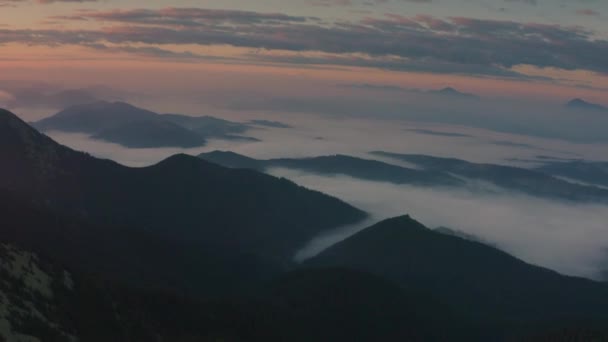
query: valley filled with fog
29 104 608 281
276 168 608 279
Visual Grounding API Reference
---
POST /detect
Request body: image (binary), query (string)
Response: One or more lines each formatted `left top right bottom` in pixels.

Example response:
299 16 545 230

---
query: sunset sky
1 0 608 108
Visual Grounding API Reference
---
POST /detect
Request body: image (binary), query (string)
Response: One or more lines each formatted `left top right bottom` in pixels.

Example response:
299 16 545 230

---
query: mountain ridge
308 215 608 336
433 86 479 99
373 151 608 203
200 150 608 203
566 98 607 111
199 150 464 187
33 101 256 148
1 108 367 265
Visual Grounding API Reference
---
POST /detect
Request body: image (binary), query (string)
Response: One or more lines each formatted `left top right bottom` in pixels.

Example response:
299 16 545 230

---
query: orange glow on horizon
1 44 607 106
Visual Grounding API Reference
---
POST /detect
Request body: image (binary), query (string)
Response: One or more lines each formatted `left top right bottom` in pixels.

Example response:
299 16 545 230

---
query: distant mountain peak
43 100 157 125
566 98 606 111
203 150 247 158
347 215 429 240
432 87 478 99
439 87 458 93
34 102 256 148
153 153 205 169
374 215 424 229
78 100 152 112
199 150 262 170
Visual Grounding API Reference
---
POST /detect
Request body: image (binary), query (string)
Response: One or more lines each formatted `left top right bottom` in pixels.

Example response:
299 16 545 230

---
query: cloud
307 0 353 6
53 7 313 25
248 53 533 79
222 87 608 143
269 167 608 280
0 81 129 110
405 128 474 138
504 0 537 5
0 90 16 106
307 0 429 6
576 9 600 16
338 83 409 92
0 0 97 6
0 8 605 79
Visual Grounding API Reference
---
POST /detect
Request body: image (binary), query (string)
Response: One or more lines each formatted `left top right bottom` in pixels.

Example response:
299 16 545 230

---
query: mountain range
33 101 258 148
248 119 292 128
373 151 608 203
432 86 479 99
2 107 608 340
537 159 608 188
200 150 608 203
340 84 480 99
1 108 365 268
566 98 607 112
199 151 464 187
307 216 608 338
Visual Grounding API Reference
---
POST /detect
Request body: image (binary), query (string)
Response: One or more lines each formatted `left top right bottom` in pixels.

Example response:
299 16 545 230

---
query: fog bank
270 168 608 280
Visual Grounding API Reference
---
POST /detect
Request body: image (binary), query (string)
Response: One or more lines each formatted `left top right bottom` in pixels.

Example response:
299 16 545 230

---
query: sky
1 0 608 107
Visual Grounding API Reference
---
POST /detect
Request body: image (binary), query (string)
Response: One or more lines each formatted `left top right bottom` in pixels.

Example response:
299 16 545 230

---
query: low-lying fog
276 168 608 280
37 112 608 281
46 112 607 167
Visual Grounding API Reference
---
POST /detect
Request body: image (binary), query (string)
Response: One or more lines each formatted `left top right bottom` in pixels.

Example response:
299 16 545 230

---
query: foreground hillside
0 241 284 342
0 193 461 341
2 198 607 341
0 238 466 342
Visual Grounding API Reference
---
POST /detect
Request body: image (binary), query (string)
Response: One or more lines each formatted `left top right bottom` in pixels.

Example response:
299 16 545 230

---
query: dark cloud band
1 7 607 78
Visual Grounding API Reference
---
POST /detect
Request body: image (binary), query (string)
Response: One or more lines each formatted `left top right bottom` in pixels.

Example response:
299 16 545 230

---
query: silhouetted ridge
92 119 207 148
566 98 606 111
373 151 608 203
35 101 156 133
433 87 478 98
199 150 464 186
309 215 608 337
537 159 608 188
33 101 256 147
1 109 367 265
199 150 262 169
1 107 51 144
155 152 204 166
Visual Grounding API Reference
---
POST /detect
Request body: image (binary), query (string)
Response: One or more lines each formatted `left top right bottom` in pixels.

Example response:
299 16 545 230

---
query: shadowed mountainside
1 108 366 264
5 196 606 341
308 215 608 338
92 119 208 148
